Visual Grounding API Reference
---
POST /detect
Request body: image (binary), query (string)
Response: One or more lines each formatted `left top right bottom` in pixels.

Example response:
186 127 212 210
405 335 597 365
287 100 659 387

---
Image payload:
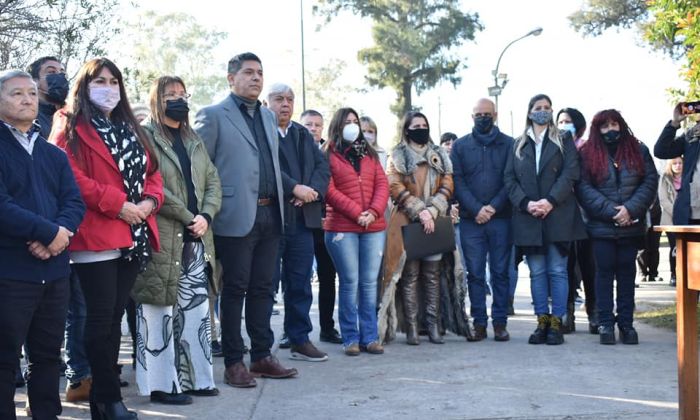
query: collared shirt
1 120 41 155
277 124 290 137
527 126 547 174
230 94 277 199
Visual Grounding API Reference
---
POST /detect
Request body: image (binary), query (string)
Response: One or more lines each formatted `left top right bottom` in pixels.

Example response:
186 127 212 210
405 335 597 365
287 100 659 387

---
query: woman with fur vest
380 111 454 345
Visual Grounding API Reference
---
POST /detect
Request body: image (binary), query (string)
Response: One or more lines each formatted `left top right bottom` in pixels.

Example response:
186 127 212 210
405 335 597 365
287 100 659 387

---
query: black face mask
473 116 494 134
44 73 69 104
602 130 621 144
407 128 430 145
164 99 189 122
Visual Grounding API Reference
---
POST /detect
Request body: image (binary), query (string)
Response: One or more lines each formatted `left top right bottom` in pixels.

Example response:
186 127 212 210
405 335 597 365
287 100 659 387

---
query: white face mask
342 123 360 142
364 132 376 144
89 86 120 114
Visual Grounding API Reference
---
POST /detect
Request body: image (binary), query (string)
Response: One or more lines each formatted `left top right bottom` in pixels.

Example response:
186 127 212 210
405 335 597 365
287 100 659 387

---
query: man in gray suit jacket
194 52 297 389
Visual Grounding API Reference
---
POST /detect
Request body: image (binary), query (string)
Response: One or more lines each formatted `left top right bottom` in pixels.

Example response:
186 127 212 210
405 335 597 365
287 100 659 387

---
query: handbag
401 216 456 260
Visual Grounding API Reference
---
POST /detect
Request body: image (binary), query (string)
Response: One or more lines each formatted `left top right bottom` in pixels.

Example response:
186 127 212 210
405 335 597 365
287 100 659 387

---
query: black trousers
636 227 661 278
74 258 138 404
216 206 281 367
0 277 69 420
567 239 596 316
312 228 337 333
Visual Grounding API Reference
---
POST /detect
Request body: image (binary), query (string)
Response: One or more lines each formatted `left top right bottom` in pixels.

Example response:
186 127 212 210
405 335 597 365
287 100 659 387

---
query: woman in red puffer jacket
323 107 388 356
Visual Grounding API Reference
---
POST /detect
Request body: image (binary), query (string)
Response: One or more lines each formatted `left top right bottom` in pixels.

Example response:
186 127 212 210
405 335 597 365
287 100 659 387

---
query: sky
127 0 684 153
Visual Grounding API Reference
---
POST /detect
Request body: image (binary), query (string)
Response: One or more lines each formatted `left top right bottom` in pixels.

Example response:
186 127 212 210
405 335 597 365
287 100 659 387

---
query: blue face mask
558 122 576 137
530 110 552 126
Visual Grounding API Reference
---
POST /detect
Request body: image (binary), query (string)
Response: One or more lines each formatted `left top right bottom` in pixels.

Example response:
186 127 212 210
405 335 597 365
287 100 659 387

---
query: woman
504 94 586 346
659 157 683 286
380 111 453 345
360 116 388 169
52 58 163 419
577 109 657 345
323 107 389 356
131 76 222 404
556 107 598 334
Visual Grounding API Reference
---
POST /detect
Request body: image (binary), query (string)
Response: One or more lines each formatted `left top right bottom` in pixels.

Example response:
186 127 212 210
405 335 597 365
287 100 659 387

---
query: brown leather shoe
467 325 487 342
493 324 510 342
66 377 92 402
360 341 384 354
224 362 257 388
250 356 298 379
344 343 360 356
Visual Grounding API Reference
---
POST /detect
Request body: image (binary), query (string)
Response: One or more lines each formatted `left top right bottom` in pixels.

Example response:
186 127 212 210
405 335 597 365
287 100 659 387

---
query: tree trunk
402 79 412 116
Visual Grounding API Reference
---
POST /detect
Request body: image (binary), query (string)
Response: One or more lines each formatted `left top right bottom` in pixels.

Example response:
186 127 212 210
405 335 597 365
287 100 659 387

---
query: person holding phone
578 109 658 345
654 102 700 226
379 111 453 346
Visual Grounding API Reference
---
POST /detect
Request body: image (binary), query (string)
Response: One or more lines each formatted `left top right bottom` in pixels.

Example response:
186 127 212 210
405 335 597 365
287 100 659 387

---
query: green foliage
115 11 228 111
569 0 700 99
316 0 482 117
305 59 355 120
0 0 120 71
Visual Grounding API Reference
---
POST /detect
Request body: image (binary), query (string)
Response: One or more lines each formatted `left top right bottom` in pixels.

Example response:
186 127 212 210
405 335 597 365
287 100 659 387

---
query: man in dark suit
267 84 330 361
194 53 297 389
0 69 85 420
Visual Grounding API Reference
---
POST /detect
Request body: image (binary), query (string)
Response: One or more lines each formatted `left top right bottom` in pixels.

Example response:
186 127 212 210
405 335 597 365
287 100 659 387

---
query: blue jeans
508 246 518 299
64 267 90 384
325 230 385 346
460 219 511 326
591 238 638 328
525 244 569 317
273 225 315 345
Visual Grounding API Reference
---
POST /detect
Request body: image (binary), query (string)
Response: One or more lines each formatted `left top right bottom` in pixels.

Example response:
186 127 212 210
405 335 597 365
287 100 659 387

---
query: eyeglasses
163 93 191 101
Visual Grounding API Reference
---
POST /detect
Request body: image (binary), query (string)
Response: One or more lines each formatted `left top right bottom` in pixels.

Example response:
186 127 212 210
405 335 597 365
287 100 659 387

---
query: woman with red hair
577 109 657 345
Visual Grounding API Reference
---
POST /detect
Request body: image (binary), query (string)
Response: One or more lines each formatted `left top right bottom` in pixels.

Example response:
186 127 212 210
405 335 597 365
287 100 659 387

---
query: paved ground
15 248 683 419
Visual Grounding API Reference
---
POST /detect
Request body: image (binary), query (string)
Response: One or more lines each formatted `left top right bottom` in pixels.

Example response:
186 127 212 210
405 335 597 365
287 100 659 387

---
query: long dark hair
399 110 432 144
579 109 644 185
149 75 196 142
323 107 378 160
556 107 586 139
64 58 156 167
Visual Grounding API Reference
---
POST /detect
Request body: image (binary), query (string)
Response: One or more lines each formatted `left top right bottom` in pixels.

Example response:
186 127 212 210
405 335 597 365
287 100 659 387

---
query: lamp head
529 27 543 37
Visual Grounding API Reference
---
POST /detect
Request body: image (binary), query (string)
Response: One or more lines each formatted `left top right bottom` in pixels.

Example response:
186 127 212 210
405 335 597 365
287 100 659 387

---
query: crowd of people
0 51 695 419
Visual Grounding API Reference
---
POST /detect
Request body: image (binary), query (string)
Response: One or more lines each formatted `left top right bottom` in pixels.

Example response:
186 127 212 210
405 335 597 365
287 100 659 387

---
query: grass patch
636 303 700 333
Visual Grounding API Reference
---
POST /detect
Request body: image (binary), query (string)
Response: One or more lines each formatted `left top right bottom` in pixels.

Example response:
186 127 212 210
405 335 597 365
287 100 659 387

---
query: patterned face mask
530 110 552 126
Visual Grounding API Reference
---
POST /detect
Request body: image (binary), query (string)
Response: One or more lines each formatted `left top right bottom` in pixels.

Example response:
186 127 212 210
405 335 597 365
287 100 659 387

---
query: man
451 98 513 342
301 109 325 146
267 85 330 361
26 57 68 139
194 52 297 389
0 70 85 420
28 55 92 403
300 109 343 344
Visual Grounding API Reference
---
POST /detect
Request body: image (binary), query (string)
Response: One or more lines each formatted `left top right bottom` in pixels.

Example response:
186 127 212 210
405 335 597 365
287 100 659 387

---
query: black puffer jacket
576 142 658 239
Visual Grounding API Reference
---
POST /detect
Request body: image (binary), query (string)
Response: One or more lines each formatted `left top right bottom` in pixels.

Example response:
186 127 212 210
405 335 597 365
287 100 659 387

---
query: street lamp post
300 0 307 110
489 27 543 116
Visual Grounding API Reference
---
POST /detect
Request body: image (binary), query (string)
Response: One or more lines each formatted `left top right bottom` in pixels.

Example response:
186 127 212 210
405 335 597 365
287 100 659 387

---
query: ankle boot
588 308 600 334
561 301 575 334
547 316 565 345
422 260 444 344
93 401 138 419
401 260 421 345
528 314 549 344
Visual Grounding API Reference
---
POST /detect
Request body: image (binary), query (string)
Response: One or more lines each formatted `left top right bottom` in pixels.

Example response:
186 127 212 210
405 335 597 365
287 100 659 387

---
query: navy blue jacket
278 121 330 230
451 128 513 219
577 142 658 239
654 121 700 225
0 123 85 283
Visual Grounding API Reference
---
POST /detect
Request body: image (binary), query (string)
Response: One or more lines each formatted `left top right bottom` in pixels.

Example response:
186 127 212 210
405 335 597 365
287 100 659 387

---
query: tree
114 11 228 109
569 0 700 98
0 0 120 71
316 0 482 117
304 59 355 119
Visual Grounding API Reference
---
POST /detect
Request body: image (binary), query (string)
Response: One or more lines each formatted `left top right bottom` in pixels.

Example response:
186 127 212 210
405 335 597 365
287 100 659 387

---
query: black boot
588 309 600 335
401 260 421 345
618 325 639 345
528 314 549 344
93 401 138 420
422 260 444 344
561 302 575 334
546 316 564 345
599 325 616 344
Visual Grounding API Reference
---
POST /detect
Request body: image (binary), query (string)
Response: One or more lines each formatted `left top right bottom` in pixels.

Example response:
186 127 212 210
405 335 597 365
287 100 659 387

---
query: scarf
91 114 152 272
342 139 368 173
472 125 500 146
